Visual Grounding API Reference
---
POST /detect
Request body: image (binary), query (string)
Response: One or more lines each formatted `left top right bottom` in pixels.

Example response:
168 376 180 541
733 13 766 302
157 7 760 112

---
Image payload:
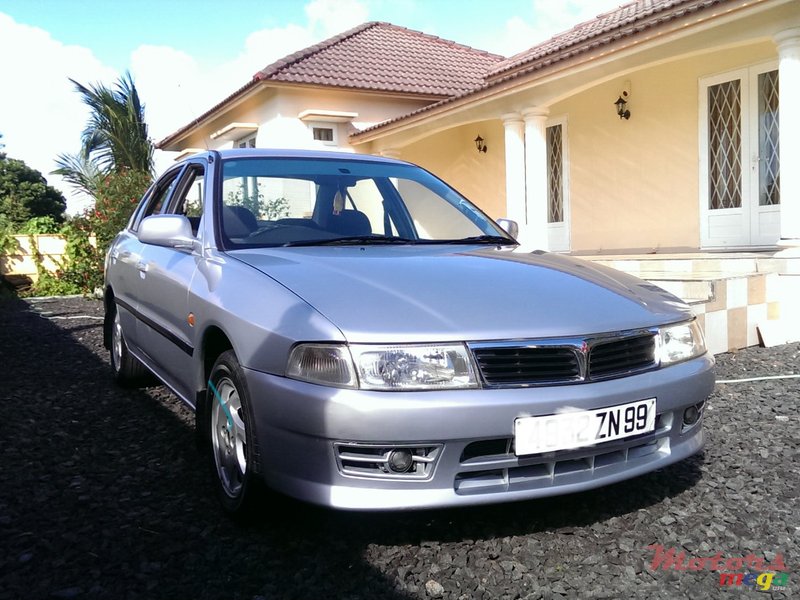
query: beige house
158 0 800 352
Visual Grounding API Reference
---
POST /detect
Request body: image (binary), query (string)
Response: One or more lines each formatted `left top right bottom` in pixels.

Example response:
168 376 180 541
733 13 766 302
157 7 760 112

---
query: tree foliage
75 71 153 174
53 150 105 199
0 153 66 228
53 72 154 197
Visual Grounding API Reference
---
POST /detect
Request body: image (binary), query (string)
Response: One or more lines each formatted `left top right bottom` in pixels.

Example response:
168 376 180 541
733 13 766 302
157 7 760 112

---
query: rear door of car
135 161 207 402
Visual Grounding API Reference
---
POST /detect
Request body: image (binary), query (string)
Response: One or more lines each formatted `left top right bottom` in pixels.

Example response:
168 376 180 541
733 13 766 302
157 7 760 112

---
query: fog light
683 405 700 426
387 449 414 473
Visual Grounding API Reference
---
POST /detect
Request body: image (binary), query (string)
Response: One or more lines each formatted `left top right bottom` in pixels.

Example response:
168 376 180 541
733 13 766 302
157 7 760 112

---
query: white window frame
233 133 256 148
307 121 339 147
698 60 779 249
546 115 571 252
236 133 257 149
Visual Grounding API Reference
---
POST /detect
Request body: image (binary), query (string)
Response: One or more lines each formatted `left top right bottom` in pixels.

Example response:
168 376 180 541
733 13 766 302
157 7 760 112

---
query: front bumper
244 353 714 510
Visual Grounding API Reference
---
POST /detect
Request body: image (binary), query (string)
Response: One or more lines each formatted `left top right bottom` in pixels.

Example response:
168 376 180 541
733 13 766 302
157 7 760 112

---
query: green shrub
19 215 61 234
0 213 19 255
91 169 151 254
21 169 151 296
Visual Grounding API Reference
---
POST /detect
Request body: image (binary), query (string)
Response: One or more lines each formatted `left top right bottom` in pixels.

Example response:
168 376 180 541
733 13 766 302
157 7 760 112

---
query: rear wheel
207 350 262 517
109 303 152 387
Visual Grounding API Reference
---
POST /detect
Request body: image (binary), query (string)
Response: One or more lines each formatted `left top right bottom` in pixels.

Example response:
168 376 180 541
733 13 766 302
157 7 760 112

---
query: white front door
546 118 571 252
700 63 780 248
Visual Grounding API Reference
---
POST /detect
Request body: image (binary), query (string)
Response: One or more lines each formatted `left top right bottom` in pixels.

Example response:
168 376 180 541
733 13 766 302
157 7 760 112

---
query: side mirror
496 218 519 240
139 214 196 249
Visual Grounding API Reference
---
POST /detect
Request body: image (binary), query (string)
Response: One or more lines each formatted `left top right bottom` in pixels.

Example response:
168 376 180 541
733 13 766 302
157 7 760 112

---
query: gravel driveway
0 295 797 599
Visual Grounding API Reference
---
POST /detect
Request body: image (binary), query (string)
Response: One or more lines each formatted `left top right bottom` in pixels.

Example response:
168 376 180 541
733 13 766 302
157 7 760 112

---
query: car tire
109 303 153 387
206 350 263 518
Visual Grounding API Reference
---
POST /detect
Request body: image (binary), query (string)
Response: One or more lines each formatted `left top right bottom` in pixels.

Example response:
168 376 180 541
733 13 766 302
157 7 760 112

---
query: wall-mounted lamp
474 135 488 153
615 91 631 120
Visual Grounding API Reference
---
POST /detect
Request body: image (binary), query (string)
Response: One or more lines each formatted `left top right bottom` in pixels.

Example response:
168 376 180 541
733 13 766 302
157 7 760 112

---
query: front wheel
206 350 262 517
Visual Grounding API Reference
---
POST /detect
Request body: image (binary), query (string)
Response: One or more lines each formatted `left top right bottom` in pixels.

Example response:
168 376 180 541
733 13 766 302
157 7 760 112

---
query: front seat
328 210 372 236
223 205 259 238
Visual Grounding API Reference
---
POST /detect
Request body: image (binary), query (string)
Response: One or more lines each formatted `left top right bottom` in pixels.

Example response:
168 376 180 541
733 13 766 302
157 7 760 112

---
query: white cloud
0 12 117 212
305 0 370 38
494 0 626 57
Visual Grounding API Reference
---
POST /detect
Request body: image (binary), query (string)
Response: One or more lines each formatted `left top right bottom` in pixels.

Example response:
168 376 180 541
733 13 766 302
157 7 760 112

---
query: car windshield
218 157 515 248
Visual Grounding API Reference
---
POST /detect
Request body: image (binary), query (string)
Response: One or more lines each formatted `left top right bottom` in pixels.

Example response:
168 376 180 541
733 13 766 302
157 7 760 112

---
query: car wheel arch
200 325 235 388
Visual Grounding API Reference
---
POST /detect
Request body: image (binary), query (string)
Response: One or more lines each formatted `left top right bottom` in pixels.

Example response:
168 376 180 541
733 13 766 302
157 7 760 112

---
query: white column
502 113 526 235
775 28 800 249
523 108 550 251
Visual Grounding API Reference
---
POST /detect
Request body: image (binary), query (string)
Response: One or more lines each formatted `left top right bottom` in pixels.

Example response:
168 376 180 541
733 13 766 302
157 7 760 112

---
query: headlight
286 344 357 388
350 343 478 391
658 320 706 365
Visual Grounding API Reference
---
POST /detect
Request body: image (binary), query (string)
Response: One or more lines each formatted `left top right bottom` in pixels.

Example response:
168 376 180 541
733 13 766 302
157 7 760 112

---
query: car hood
229 246 692 343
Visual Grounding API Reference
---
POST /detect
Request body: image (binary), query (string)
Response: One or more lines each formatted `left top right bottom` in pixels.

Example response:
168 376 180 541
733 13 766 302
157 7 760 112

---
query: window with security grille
758 70 779 206
700 64 780 248
707 80 742 210
546 124 563 223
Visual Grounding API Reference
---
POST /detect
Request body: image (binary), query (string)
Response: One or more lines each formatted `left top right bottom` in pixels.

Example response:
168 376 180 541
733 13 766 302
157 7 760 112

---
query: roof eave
156 80 451 150
156 79 262 150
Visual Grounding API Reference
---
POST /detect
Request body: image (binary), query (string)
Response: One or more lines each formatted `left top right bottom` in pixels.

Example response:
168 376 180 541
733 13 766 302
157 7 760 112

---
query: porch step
585 254 789 354
590 251 800 278
642 278 714 305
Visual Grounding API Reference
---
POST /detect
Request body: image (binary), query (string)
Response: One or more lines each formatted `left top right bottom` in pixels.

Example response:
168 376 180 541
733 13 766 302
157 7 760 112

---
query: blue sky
1 0 605 70
0 0 623 209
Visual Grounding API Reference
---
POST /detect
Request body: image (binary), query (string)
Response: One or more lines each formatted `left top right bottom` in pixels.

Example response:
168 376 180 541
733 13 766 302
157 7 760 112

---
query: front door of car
135 163 206 402
110 168 182 354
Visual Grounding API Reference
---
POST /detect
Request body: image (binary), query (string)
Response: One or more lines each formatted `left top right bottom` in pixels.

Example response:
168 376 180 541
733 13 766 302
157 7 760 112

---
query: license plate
514 398 656 456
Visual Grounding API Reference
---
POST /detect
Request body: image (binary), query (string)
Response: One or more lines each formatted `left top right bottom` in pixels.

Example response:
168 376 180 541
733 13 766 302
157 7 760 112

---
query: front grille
470 329 658 387
589 334 656 379
472 346 580 385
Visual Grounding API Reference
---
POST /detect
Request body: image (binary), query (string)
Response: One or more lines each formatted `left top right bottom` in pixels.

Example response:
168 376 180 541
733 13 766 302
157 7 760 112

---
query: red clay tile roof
352 0 734 139
157 22 503 148
254 21 504 96
486 0 723 81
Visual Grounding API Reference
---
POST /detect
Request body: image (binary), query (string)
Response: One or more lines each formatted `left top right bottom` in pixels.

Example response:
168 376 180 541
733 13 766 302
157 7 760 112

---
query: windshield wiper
436 235 517 245
283 234 517 247
283 235 418 247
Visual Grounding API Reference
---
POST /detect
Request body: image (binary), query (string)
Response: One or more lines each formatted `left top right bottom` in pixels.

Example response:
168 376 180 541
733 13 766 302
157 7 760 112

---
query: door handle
136 261 148 273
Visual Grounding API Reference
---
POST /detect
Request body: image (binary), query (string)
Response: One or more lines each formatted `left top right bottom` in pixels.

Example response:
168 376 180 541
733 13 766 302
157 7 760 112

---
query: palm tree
53 149 105 198
53 72 154 194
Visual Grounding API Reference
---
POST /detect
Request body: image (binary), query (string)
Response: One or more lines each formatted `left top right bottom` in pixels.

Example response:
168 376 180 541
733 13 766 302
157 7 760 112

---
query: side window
169 165 205 236
131 169 182 231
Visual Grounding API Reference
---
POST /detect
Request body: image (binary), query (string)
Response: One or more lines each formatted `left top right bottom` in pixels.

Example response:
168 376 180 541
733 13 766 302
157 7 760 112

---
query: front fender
189 252 344 376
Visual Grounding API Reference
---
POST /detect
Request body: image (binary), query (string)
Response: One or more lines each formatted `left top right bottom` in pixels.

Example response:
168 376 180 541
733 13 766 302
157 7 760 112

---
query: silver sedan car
104 149 713 515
